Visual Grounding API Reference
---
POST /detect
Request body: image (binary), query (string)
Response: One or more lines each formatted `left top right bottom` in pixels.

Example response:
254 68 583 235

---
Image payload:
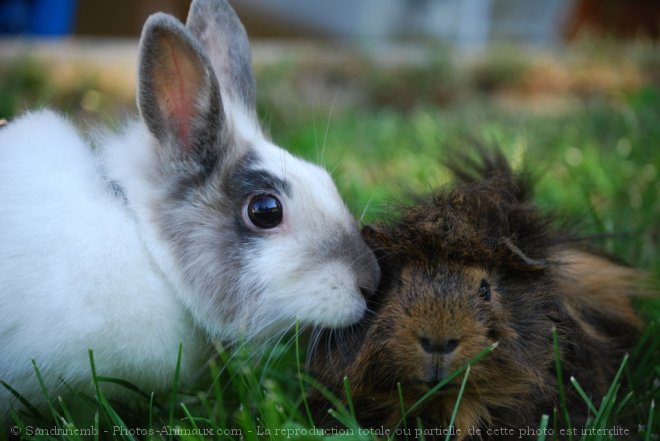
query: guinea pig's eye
478 279 491 301
247 194 283 229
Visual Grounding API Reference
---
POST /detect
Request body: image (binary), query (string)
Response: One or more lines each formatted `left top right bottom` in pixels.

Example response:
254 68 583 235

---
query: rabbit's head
105 0 379 341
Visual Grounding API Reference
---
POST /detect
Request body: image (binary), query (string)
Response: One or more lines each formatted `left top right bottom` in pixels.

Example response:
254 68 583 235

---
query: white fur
0 111 207 414
0 110 368 416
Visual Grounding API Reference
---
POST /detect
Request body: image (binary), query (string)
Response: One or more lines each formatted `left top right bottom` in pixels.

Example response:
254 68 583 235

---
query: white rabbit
0 0 379 416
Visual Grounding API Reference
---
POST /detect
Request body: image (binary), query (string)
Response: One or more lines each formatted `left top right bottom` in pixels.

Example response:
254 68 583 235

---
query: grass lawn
1 41 658 440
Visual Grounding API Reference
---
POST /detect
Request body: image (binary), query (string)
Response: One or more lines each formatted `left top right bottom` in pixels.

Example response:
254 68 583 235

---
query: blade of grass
258 324 296 386
88 349 137 441
645 400 655 441
592 354 629 429
444 365 470 441
94 376 150 400
303 372 351 418
595 384 621 430
148 391 155 437
416 417 427 441
0 380 44 421
613 390 634 416
208 358 227 429
631 321 654 359
569 376 598 414
94 411 100 441
58 397 84 441
326 408 363 435
295 321 314 426
303 372 359 431
397 382 408 441
343 376 356 419
168 341 184 437
632 333 658 383
31 359 62 425
551 327 572 440
537 414 549 441
236 404 259 441
60 378 98 415
181 403 203 441
396 342 496 429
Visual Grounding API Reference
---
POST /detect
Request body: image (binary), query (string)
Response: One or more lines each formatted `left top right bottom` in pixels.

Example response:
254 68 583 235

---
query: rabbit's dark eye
478 279 491 301
247 194 282 229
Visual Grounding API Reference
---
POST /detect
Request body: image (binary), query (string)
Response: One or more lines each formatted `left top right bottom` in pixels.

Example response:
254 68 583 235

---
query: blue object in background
0 0 78 36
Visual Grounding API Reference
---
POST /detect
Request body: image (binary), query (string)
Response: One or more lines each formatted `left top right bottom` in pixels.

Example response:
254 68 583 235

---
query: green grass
3 328 657 440
1 42 659 439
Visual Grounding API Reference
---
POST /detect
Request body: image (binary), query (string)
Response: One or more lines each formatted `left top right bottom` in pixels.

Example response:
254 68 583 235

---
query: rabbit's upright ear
138 13 223 158
186 0 256 120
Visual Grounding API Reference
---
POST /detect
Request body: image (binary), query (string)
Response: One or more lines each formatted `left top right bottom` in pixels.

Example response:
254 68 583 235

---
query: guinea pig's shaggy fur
308 150 646 439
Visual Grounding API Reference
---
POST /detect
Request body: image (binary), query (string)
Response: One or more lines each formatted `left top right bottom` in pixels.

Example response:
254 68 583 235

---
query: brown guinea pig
308 150 646 440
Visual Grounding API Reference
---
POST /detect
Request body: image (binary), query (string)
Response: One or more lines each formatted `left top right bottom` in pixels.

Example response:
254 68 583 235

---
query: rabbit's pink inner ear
153 33 206 150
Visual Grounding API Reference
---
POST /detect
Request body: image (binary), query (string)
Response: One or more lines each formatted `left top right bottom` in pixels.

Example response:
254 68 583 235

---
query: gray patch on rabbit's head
154 148 287 337
225 150 291 200
156 161 233 331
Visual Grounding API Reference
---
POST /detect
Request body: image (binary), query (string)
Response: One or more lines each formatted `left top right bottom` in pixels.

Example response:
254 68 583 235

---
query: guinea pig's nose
420 337 460 354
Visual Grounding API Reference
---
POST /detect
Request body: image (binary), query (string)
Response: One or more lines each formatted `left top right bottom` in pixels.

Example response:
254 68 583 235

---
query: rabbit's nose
420 336 460 354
